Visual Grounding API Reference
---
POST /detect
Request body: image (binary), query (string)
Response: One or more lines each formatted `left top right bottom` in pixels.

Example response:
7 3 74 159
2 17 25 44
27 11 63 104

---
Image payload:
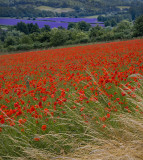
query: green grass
117 6 130 10
36 6 75 13
84 15 105 18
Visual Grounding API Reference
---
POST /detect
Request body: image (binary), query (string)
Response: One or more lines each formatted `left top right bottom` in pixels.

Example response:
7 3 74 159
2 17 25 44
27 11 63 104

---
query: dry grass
53 113 143 160
52 76 143 160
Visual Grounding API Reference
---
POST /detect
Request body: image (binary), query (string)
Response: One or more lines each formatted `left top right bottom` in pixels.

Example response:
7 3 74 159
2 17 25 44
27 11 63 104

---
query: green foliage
16 43 33 50
15 22 40 34
77 21 91 31
113 20 133 39
68 22 76 30
27 23 40 34
4 36 17 47
129 1 143 20
133 15 143 37
38 32 51 43
0 6 56 18
68 29 89 43
115 20 132 32
50 28 69 46
29 32 41 42
33 42 48 49
6 30 24 37
0 15 142 53
89 25 104 41
98 30 115 41
98 13 132 27
20 35 33 44
0 0 137 18
75 31 89 43
7 45 17 51
0 39 3 49
42 25 51 32
16 22 29 34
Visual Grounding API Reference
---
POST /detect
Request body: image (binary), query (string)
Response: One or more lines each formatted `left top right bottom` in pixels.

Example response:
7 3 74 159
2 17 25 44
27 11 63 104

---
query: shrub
133 15 143 37
16 44 33 51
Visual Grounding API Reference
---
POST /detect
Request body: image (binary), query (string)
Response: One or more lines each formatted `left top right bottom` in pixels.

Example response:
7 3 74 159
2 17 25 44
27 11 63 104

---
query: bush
99 31 115 41
7 45 17 52
4 36 17 47
65 40 75 45
113 20 133 39
20 35 33 44
77 21 91 31
50 29 69 46
16 44 33 51
133 15 143 37
89 26 104 41
33 42 48 49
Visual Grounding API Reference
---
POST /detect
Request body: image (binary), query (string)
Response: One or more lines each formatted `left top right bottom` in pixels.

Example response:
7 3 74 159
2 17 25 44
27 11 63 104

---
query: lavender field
0 17 104 29
36 17 100 23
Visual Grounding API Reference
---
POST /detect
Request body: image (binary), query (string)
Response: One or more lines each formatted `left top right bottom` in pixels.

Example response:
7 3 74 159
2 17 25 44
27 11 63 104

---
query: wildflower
21 128 24 132
80 107 85 112
121 92 126 96
41 125 47 131
106 113 110 118
99 117 106 122
34 137 40 141
116 98 120 101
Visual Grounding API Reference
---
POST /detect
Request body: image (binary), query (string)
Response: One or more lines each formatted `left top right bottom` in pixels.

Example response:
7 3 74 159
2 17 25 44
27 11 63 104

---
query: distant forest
0 0 143 19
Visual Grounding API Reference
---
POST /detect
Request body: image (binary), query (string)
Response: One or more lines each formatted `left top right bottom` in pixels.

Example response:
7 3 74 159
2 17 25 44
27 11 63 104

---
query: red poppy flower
41 125 47 131
34 137 40 141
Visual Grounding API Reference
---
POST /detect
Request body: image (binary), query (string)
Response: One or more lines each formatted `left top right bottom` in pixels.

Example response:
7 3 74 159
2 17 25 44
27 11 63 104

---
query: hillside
0 0 143 18
0 39 143 159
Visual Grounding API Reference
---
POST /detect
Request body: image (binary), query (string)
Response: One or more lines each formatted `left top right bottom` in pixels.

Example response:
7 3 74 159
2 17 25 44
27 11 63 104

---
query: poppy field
0 39 143 159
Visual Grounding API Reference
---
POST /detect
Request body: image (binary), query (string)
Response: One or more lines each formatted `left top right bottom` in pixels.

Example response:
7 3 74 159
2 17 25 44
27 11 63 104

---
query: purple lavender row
0 18 104 28
0 18 68 28
36 17 104 23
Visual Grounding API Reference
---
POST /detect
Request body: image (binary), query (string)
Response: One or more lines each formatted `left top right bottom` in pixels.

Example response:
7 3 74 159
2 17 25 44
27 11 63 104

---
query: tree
16 22 29 34
68 22 76 30
133 15 143 37
38 32 51 43
77 21 91 31
69 29 89 43
104 21 111 27
89 25 104 40
0 26 2 36
75 31 89 43
20 35 33 44
129 2 143 20
4 36 16 47
43 25 51 32
50 28 69 46
110 19 117 27
115 20 132 32
27 23 39 34
113 20 133 39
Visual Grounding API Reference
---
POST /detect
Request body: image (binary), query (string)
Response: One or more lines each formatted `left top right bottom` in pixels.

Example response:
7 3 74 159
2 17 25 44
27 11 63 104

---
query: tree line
1 0 143 19
0 15 143 52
